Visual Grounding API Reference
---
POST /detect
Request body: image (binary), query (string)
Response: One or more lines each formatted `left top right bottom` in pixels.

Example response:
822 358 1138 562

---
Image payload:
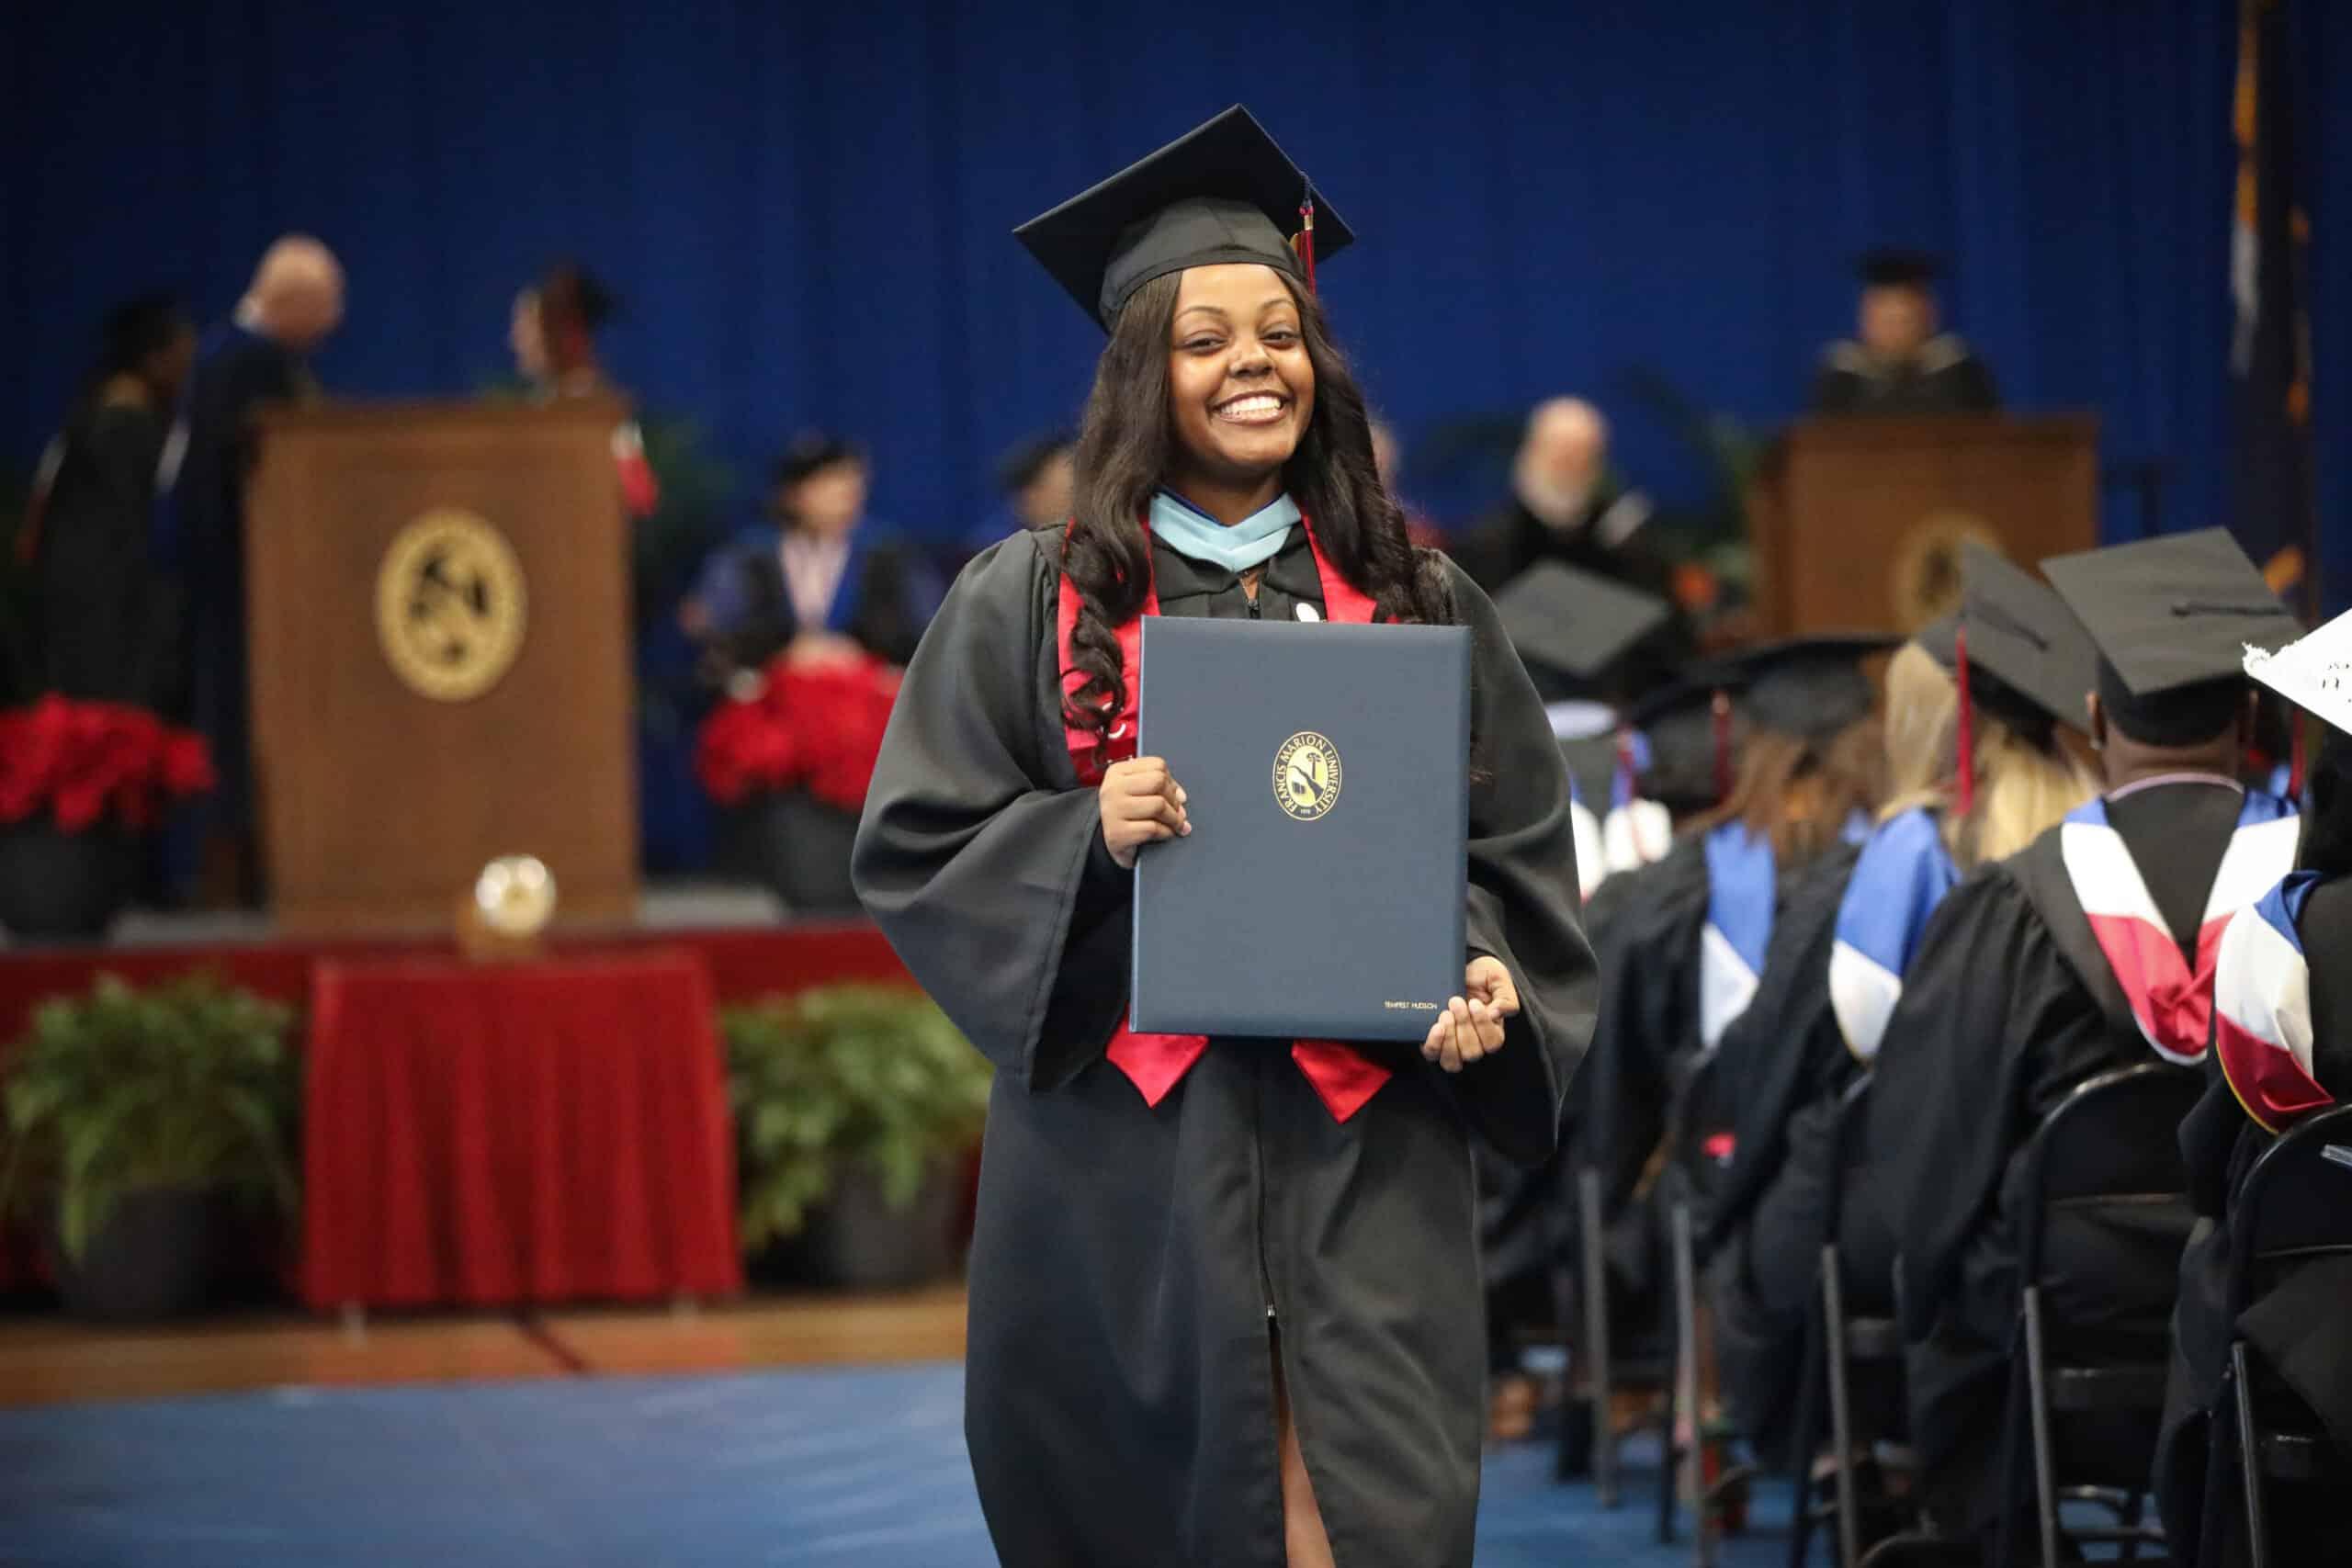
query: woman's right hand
1099 756 1189 869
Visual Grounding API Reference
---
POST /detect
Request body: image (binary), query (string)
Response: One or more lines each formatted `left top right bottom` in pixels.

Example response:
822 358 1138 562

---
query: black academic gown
1809 335 2000 416
853 525 1596 1568
1865 784 2245 1537
2154 876 2352 1562
1705 842 1888 1456
29 400 178 708
173 325 303 840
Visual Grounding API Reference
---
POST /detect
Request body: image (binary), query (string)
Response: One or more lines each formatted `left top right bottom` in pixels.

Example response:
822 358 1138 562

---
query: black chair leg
1578 1167 1618 1508
1657 1282 1679 1544
1822 1247 1860 1568
1784 1291 1828 1568
2022 1289 2062 1568
2199 1383 2234 1568
2233 1342 2270 1568
1993 1331 2030 1568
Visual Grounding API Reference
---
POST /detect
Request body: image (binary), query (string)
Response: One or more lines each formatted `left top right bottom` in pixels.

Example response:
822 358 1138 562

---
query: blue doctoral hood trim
1703 821 1776 979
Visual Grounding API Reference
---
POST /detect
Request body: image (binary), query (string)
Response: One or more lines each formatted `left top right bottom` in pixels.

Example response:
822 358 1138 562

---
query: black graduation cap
1493 561 1674 687
1914 542 2099 736
1623 671 1746 813
2041 528 2303 747
1703 635 1894 744
1858 247 1940 289
1015 106 1355 330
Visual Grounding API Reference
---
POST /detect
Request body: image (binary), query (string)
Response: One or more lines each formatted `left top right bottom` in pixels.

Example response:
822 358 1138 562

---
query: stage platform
0 882 911 1045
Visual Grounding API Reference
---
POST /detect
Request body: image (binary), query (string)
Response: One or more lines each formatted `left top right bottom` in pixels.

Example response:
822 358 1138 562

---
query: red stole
2058 784 2300 1064
1057 516 1393 1122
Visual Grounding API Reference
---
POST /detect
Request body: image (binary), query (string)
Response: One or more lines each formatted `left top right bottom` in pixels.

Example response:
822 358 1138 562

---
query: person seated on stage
1810 248 1999 417
1455 397 1674 604
1704 548 2097 1493
1864 528 2303 1562
1577 638 1888 1353
2156 609 2352 1562
22 294 198 712
683 431 937 677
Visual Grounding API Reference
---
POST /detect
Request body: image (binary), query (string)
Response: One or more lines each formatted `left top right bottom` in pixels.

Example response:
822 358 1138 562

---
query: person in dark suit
683 432 937 678
22 295 197 709
172 235 344 905
1811 248 2000 415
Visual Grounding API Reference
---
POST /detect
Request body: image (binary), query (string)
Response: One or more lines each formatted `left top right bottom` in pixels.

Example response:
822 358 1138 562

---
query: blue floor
0 1364 1802 1566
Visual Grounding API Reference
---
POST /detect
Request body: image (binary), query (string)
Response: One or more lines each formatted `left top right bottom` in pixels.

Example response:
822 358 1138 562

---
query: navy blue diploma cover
1131 616 1471 1041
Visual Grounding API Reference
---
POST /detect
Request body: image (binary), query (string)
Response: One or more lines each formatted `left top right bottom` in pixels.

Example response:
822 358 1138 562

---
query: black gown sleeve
1442 558 1601 1166
852 534 1128 1088
1951 355 2000 412
1864 864 2091 1338
1809 364 1865 415
1709 845 1860 1247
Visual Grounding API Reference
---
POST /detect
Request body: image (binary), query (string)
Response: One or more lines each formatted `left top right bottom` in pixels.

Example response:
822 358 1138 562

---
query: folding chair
2198 1101 2352 1568
1656 1047 1757 1564
1782 1077 1910 1568
1571 1162 1673 1508
1996 1062 2204 1565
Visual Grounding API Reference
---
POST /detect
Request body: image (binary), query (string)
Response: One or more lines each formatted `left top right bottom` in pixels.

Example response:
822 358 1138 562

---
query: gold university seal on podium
375 509 528 701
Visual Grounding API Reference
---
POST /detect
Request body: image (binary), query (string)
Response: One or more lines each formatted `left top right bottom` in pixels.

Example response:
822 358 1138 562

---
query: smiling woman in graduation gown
1863 529 2305 1547
853 109 1594 1568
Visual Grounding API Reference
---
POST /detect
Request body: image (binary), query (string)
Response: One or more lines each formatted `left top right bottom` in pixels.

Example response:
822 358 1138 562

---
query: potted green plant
0 974 299 1319
723 984 990 1289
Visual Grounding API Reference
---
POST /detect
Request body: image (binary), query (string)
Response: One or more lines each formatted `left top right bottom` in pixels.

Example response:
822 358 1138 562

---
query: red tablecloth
300 949 742 1310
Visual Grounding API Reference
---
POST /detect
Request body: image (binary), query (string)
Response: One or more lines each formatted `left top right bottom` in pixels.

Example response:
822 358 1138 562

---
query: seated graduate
1864 527 2304 1558
1577 639 1888 1318
684 432 938 678
1477 560 1679 1440
1810 248 1999 416
1492 560 1677 900
849 108 1596 1568
2156 609 2352 1562
1705 548 2099 1470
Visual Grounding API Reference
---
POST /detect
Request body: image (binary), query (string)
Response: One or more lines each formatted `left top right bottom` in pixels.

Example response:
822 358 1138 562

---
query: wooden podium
1746 415 2100 637
246 401 638 934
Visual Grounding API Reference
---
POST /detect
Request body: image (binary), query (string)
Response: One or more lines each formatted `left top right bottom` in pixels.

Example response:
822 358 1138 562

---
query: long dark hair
1059 270 1453 737
1691 716 1886 865
2299 725 2352 877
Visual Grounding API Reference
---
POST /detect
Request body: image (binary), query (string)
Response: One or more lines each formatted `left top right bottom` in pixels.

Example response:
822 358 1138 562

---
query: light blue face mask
1148 490 1302 574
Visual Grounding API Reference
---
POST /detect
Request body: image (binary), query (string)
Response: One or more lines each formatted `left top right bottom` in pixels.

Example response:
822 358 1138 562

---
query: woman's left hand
1421 956 1520 1074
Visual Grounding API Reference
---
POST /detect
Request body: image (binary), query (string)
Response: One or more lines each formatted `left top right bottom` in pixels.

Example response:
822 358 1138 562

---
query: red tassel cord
1295 197 1317 294
1954 624 1976 817
2290 709 2308 799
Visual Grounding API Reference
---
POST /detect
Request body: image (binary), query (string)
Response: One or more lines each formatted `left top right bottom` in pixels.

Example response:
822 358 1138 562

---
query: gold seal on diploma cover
375 510 527 701
1272 731 1341 821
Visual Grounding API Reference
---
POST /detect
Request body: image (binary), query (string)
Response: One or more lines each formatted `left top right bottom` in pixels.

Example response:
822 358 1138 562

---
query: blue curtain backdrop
5 0 2343 588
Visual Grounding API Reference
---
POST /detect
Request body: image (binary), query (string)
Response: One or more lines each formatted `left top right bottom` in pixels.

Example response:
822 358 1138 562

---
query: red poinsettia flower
0 696 217 833
693 655 902 813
